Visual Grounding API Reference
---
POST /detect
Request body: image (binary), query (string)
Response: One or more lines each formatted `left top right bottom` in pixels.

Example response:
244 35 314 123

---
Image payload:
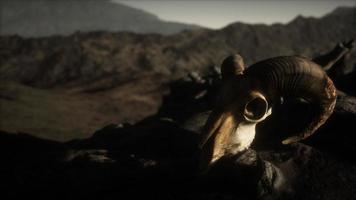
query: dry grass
0 78 165 141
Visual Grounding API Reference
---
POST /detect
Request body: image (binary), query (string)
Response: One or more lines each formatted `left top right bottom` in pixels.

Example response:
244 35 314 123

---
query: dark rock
258 143 356 200
2 34 356 199
304 94 356 161
157 66 221 123
316 40 356 96
2 126 356 200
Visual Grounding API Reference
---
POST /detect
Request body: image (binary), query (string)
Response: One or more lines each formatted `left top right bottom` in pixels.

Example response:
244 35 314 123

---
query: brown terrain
1 4 356 199
0 7 355 141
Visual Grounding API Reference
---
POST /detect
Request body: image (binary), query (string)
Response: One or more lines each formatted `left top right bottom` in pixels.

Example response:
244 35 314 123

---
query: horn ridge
244 56 336 143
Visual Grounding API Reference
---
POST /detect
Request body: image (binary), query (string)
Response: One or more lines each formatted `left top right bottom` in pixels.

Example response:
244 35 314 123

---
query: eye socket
244 96 268 122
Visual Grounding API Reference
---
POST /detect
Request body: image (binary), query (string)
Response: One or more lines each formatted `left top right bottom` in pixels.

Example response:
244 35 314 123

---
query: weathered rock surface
1 24 356 198
1 57 356 199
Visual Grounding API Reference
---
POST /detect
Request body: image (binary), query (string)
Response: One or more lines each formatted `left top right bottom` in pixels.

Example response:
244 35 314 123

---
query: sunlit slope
0 79 163 141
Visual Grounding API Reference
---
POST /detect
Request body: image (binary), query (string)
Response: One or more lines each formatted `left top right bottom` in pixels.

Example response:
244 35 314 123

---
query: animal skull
199 54 336 169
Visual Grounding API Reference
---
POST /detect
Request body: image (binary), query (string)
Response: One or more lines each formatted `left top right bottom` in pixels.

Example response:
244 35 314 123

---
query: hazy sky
113 0 356 28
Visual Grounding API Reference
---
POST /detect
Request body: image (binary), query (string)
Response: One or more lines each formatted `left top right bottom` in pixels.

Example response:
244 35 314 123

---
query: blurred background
0 0 355 141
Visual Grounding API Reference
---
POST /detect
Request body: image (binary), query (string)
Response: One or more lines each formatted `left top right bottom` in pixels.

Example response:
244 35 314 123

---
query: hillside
0 7 355 141
0 76 166 141
1 7 355 88
0 0 202 37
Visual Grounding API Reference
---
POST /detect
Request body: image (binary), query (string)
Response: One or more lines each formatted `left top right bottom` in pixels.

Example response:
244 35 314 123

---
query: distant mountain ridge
0 6 355 140
1 6 354 88
0 0 202 37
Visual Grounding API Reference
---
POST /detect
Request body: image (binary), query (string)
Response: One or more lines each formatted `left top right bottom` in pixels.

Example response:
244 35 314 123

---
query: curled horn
244 56 337 144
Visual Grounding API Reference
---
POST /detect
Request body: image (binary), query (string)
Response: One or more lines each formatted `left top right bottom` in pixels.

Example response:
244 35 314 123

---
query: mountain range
0 6 355 141
0 0 202 37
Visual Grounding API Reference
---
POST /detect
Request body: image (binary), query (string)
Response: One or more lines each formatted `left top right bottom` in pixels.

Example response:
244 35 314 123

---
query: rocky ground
0 7 355 198
1 47 356 199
